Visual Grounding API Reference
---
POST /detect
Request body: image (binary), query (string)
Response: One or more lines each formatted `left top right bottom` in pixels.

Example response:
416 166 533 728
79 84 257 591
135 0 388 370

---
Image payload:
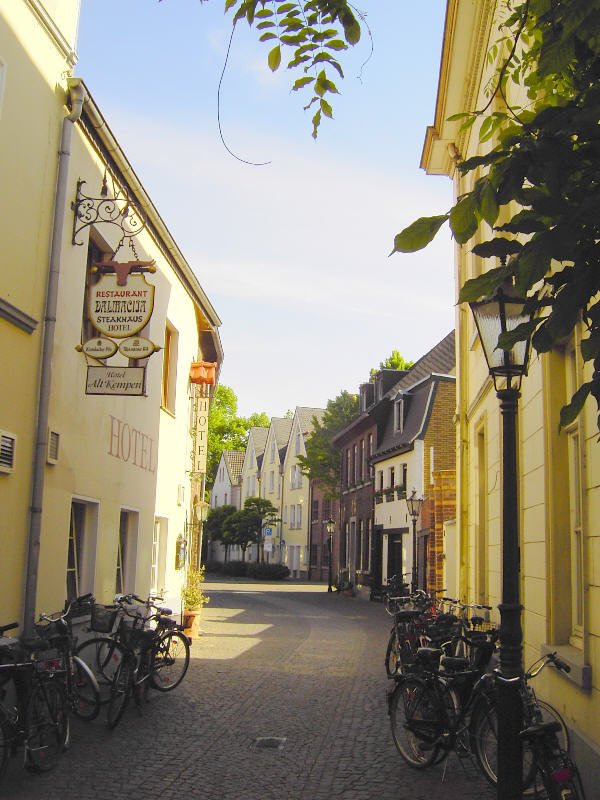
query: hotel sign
86 366 145 396
89 271 155 339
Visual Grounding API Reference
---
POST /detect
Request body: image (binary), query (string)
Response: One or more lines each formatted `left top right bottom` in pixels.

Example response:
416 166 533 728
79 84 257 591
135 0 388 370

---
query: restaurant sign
89 269 155 339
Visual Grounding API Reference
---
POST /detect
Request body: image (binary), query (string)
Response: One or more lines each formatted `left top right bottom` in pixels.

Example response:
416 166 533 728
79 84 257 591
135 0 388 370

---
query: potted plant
182 565 210 637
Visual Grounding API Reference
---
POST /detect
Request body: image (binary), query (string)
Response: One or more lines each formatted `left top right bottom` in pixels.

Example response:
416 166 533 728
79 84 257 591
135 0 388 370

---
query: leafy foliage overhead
391 0 600 430
224 0 362 137
370 349 414 379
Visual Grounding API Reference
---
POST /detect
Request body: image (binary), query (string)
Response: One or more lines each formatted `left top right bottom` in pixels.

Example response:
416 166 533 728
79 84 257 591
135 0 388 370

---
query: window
565 345 584 643
346 449 351 485
353 444 358 483
0 58 6 120
270 438 276 463
377 470 384 491
161 322 178 413
356 520 363 570
295 432 302 454
394 397 404 433
297 504 302 527
323 498 331 519
366 518 372 572
368 434 374 475
151 517 169 593
359 439 365 479
388 466 395 489
269 471 274 492
322 541 330 566
310 544 318 567
67 500 98 600
312 499 319 521
81 237 106 343
476 425 488 605
290 505 296 528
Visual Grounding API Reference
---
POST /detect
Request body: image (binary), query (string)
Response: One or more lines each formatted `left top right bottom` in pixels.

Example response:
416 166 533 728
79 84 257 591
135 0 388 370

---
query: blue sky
77 0 454 418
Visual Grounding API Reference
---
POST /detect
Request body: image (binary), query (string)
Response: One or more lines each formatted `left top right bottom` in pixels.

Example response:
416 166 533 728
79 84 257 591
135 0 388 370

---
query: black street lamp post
326 517 335 593
469 284 535 800
406 490 423 594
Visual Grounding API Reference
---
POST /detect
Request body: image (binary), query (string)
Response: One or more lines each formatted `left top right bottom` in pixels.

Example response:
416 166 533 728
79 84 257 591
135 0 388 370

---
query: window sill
541 643 592 692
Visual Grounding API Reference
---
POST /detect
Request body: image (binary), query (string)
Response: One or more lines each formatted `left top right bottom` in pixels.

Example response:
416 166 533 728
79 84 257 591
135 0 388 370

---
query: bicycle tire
472 696 569 794
75 637 127 705
150 630 190 692
0 711 10 783
385 631 402 677
134 649 153 706
107 657 133 730
26 679 69 773
71 656 100 721
389 677 442 768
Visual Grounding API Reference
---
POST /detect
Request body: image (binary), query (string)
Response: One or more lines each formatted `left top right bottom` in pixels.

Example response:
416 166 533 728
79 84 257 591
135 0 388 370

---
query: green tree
204 504 237 561
297 389 359 497
370 350 414 379
223 497 279 562
207 385 269 486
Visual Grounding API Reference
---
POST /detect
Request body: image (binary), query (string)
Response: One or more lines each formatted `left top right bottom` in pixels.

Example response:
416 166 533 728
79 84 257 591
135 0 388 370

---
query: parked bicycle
34 595 100 722
0 622 69 782
75 593 190 729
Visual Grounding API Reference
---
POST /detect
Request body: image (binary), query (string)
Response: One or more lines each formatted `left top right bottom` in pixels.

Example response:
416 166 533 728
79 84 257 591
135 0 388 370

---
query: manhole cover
254 736 287 750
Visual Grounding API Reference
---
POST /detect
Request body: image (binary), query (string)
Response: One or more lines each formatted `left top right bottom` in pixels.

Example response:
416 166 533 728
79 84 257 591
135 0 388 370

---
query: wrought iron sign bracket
71 175 147 253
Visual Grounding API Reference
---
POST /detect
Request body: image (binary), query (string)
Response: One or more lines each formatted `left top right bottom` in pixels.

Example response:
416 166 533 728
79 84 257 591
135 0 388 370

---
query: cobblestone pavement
1 580 496 800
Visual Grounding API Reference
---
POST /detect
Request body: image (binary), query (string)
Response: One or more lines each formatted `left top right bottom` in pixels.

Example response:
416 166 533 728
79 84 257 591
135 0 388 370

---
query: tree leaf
457 266 508 303
268 44 281 71
390 215 449 255
471 238 522 259
449 194 478 244
291 75 315 91
478 179 499 226
560 382 592 429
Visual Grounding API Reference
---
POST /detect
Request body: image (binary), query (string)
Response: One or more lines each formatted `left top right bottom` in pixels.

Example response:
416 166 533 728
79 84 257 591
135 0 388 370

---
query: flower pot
183 608 203 638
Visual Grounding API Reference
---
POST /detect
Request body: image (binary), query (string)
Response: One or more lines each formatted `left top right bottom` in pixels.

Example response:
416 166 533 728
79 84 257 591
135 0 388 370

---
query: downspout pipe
23 78 88 635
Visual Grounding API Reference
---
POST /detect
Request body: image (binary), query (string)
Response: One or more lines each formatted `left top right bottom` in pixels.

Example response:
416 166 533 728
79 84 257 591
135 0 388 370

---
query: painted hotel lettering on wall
108 415 156 473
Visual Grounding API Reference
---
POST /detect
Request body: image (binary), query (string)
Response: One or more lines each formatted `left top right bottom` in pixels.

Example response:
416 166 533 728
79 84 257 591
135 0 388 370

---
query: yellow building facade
422 0 599 783
0 1 221 626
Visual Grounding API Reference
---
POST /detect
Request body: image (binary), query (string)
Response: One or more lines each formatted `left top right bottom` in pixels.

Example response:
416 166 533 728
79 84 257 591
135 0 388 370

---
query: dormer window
394 396 405 434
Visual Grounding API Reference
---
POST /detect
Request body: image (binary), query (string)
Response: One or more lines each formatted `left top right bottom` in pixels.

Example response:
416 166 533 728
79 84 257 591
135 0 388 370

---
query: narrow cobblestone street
1 581 496 800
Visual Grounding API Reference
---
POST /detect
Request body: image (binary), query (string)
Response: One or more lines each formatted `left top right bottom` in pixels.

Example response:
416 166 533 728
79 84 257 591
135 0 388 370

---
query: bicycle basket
120 626 155 650
90 603 118 633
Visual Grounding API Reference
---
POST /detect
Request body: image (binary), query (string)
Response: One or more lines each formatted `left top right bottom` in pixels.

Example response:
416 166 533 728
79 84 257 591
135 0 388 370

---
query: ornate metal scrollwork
71 174 147 251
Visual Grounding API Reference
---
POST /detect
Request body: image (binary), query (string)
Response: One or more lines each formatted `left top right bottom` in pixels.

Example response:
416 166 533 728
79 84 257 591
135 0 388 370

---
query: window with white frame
290 505 296 528
161 321 178 414
67 500 98 600
394 396 404 433
297 503 302 527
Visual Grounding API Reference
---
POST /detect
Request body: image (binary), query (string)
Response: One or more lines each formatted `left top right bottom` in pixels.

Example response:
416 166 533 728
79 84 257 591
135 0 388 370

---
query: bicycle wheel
107 657 133 730
75 637 126 704
385 631 402 677
150 630 190 691
0 712 10 782
71 656 100 721
26 679 69 773
473 696 570 793
389 677 442 768
134 649 152 706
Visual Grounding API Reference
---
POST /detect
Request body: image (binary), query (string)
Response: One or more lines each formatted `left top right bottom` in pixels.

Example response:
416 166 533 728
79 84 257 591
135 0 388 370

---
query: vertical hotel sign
190 363 216 474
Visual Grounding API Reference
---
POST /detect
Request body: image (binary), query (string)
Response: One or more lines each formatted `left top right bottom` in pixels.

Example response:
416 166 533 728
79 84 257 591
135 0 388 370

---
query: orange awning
189 361 217 385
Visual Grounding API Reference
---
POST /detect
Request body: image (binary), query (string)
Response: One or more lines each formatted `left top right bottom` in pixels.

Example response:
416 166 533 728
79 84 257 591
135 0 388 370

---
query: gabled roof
371 333 456 462
269 417 294 463
387 331 455 396
223 451 244 485
297 407 326 434
248 426 269 456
